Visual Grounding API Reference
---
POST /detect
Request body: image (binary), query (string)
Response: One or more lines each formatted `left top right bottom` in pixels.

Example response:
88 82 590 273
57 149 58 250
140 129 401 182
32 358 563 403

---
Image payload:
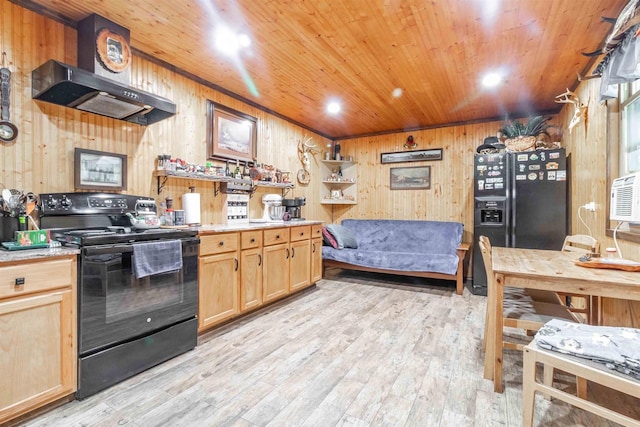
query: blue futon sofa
322 219 469 294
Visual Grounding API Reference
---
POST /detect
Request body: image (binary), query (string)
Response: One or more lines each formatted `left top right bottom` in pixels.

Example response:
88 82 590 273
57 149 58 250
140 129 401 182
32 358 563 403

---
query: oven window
83 253 185 323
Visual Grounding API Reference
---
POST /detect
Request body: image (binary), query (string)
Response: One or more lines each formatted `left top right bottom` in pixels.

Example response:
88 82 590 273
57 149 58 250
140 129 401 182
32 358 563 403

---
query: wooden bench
523 342 640 427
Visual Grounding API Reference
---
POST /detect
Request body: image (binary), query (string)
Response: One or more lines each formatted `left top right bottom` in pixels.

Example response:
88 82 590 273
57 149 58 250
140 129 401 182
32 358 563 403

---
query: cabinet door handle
234 258 239 271
258 254 262 266
15 277 25 286
312 242 316 253
291 247 295 258
286 248 290 259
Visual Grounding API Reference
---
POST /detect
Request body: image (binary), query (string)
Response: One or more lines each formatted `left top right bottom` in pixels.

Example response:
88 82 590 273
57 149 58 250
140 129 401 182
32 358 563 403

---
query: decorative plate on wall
297 168 310 185
96 28 131 73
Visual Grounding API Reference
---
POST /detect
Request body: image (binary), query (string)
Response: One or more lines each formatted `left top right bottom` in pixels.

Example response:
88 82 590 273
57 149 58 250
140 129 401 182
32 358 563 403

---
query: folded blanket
535 319 640 380
133 240 183 279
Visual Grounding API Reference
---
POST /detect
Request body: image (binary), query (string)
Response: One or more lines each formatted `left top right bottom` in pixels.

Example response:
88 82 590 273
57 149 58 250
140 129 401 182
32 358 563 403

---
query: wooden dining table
484 247 640 393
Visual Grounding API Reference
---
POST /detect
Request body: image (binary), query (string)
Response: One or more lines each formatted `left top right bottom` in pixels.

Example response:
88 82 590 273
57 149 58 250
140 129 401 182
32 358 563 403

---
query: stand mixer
253 194 285 222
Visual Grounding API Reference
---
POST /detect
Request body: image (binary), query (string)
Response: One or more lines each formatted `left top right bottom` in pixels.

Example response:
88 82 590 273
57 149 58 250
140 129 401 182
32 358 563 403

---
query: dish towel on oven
133 240 183 279
534 319 640 380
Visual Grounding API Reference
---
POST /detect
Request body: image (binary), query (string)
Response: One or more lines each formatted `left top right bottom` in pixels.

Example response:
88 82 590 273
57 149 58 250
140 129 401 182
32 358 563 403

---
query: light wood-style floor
18 270 640 427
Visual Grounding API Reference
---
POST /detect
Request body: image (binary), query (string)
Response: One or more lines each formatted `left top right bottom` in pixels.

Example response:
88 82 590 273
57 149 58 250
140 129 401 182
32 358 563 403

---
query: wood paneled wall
558 77 640 327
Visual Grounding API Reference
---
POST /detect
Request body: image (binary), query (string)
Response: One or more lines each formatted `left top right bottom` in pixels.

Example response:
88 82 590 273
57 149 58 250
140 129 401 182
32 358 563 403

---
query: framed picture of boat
390 166 431 190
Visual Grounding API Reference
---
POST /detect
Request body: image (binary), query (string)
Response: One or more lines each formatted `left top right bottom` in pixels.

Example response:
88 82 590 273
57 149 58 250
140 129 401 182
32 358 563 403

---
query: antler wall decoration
296 135 320 184
554 89 589 135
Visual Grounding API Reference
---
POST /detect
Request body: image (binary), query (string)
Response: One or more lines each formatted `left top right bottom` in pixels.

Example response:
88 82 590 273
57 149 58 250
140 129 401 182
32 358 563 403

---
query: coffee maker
282 197 305 221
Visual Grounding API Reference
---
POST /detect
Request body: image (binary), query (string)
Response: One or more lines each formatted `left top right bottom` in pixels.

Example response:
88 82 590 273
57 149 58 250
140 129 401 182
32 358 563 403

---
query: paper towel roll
182 192 201 225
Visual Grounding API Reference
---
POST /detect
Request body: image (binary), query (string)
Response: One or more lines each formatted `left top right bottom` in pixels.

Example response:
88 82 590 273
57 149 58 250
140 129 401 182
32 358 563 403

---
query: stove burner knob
47 197 59 209
60 196 72 208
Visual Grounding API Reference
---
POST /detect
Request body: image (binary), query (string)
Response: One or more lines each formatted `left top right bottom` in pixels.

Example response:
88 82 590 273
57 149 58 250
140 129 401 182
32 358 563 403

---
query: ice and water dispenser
475 199 505 225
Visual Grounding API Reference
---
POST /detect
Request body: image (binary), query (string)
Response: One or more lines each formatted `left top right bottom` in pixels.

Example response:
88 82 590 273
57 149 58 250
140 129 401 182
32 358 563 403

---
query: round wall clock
95 28 132 73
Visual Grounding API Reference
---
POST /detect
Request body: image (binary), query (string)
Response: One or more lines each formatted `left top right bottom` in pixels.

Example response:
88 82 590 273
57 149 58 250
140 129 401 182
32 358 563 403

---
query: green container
15 229 50 246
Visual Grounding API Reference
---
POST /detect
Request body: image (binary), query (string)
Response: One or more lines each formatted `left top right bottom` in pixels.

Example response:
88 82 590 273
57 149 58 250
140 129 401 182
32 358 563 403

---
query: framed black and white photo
206 100 257 163
381 148 442 164
390 166 431 190
74 148 127 191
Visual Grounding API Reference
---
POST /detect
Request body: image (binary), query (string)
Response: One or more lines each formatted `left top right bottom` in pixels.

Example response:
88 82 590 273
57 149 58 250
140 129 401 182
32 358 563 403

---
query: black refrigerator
472 148 568 295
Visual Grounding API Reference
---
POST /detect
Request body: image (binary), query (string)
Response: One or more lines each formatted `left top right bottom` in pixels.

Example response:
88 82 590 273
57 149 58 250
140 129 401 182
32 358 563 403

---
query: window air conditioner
610 172 640 223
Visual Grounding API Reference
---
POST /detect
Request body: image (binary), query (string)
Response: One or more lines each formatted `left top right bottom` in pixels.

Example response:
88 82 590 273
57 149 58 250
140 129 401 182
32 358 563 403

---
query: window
619 80 640 175
606 81 640 243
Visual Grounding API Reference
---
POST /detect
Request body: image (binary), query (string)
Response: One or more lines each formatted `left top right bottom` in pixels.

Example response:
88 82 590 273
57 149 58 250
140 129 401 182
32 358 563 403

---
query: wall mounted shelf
154 171 294 196
320 159 357 205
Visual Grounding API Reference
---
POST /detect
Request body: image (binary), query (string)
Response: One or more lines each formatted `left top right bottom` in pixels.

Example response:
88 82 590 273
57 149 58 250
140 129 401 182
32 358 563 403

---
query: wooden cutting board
574 258 640 272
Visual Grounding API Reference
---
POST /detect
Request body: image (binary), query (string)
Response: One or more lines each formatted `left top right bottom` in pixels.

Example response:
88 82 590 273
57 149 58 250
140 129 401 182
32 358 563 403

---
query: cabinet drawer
290 226 311 242
311 224 323 239
241 230 262 249
263 228 289 246
200 233 239 255
0 258 74 299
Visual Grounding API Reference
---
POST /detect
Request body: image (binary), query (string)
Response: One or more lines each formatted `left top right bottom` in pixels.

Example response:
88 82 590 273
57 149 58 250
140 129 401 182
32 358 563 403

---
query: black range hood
32 60 176 126
31 14 176 126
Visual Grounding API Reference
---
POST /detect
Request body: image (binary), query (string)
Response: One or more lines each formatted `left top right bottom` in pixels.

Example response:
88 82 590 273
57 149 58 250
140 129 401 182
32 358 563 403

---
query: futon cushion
322 247 459 275
325 224 358 249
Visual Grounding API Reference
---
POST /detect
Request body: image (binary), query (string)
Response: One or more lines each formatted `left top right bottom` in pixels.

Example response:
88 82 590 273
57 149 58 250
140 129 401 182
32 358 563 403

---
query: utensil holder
0 216 19 242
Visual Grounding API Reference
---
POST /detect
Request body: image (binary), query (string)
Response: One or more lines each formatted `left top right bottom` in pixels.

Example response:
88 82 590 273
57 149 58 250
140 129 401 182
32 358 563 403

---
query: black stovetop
39 192 198 247
55 226 198 246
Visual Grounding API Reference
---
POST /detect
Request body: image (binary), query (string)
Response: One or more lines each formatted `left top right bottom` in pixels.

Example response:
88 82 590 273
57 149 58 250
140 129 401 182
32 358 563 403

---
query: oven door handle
81 237 200 256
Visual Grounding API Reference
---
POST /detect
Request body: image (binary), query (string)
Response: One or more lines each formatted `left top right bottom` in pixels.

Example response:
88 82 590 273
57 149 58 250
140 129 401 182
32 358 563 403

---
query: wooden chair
479 236 580 376
479 236 564 307
558 234 601 324
523 342 640 427
562 234 600 254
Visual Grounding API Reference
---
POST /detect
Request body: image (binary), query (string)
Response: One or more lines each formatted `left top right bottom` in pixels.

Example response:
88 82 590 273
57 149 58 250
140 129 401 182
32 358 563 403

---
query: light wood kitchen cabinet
0 256 77 426
198 234 239 331
198 223 322 332
290 226 313 291
289 239 310 291
311 224 323 283
240 230 263 312
262 228 290 303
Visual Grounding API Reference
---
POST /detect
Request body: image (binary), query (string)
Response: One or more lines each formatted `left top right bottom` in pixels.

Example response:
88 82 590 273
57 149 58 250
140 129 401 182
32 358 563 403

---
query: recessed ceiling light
392 88 403 98
237 33 251 48
326 101 341 114
214 27 251 56
482 72 502 88
215 27 238 55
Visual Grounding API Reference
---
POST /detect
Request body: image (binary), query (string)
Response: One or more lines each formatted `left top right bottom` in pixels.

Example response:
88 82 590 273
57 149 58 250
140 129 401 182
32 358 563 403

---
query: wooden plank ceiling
16 0 629 138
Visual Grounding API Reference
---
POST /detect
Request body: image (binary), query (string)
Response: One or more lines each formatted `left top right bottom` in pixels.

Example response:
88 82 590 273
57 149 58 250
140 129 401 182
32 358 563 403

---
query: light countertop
196 220 323 234
0 220 323 263
0 247 79 264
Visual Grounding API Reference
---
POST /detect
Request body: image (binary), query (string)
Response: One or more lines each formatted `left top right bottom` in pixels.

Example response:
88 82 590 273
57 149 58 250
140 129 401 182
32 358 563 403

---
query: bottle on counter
234 160 242 179
242 161 250 179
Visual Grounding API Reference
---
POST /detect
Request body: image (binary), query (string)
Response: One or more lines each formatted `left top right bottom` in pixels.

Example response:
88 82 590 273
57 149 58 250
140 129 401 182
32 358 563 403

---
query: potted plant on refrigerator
498 115 553 152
